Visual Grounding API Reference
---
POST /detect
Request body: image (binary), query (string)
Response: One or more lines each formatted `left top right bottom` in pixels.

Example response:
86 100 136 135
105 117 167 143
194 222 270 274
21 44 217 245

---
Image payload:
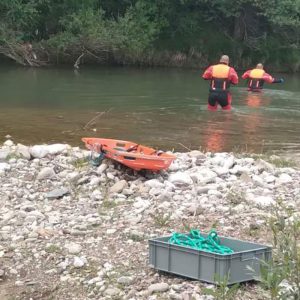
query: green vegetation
246 200 300 299
203 274 239 300
0 0 300 71
152 211 171 227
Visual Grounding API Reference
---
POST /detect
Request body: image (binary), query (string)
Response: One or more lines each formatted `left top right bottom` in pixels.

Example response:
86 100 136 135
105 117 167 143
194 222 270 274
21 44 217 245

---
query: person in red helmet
202 55 239 111
242 63 284 92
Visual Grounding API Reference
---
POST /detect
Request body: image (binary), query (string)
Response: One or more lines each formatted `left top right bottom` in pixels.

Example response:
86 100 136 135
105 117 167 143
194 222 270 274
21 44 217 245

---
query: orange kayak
82 138 176 171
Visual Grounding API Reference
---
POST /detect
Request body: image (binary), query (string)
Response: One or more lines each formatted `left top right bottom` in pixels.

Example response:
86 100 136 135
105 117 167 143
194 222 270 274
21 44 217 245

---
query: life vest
210 64 230 92
248 69 265 90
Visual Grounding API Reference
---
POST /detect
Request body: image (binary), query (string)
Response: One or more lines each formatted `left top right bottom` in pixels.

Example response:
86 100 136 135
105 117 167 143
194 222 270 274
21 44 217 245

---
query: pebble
148 283 170 293
66 243 82 254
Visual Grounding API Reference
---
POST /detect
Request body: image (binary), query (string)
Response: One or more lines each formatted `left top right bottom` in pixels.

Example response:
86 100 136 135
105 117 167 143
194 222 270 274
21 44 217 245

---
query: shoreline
0 140 299 299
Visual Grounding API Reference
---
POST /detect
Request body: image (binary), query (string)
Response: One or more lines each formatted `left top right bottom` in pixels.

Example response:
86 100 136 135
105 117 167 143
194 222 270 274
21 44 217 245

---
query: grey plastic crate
149 233 272 285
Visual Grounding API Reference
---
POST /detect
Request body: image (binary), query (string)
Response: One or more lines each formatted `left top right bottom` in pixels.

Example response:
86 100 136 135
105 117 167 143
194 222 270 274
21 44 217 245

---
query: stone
223 156 235 169
37 167 55 180
253 196 275 207
73 256 86 268
16 144 31 160
0 150 10 161
0 269 4 277
104 287 121 297
255 159 274 172
66 243 82 254
265 175 276 183
240 173 252 183
168 172 193 186
4 140 14 147
96 163 108 174
46 187 69 199
148 282 169 294
277 173 292 185
46 144 69 154
144 179 164 189
30 145 49 158
117 276 134 285
191 168 217 184
109 180 127 193
0 163 10 171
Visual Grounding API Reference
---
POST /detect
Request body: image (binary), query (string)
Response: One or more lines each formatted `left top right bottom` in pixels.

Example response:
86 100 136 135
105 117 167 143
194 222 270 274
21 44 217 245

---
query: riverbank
0 141 299 299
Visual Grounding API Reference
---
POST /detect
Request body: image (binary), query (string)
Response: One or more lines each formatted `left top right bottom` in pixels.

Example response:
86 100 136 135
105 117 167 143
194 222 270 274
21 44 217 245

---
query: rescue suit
202 63 238 110
242 68 283 92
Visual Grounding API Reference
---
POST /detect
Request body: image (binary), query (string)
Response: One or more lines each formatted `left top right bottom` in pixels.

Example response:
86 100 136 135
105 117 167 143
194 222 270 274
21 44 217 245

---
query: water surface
0 65 299 152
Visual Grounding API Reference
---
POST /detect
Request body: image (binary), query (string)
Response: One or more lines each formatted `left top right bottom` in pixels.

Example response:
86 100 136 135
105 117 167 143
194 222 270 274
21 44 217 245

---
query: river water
0 65 299 153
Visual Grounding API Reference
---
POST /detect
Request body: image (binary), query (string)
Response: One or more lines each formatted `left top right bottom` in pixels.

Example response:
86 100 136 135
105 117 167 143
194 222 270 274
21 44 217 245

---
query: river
0 65 299 153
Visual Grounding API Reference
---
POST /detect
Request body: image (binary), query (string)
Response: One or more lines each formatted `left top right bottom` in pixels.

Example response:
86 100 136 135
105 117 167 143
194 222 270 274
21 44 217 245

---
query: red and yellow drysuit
202 63 239 111
242 68 278 92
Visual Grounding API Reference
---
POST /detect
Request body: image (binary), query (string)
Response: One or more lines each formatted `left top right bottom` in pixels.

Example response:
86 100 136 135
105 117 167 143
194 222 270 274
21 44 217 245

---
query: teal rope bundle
169 229 234 255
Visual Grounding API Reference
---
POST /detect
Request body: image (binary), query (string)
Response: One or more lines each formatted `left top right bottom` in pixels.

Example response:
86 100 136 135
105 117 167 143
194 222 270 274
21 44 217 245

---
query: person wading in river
242 63 284 92
202 55 239 111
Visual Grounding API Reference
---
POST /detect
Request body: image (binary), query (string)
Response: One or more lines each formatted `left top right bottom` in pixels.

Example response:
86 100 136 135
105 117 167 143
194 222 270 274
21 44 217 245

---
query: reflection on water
0 65 299 152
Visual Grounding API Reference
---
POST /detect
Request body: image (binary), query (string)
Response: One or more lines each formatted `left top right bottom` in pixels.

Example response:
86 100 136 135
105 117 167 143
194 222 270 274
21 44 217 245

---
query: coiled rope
168 229 234 255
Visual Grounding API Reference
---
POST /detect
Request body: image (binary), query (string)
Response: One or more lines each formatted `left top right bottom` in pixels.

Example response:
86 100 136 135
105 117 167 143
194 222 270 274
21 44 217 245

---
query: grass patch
267 157 297 168
45 244 61 254
71 157 89 169
226 188 245 205
152 212 171 227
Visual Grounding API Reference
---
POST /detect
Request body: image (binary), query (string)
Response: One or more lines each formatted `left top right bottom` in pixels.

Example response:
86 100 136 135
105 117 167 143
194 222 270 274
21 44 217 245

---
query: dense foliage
0 0 299 71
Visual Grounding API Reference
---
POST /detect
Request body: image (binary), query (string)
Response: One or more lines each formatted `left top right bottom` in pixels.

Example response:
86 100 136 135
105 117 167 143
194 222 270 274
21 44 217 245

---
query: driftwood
74 52 85 69
0 41 48 67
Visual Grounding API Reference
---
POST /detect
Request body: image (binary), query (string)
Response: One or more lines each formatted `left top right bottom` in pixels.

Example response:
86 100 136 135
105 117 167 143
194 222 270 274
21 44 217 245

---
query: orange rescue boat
82 138 176 171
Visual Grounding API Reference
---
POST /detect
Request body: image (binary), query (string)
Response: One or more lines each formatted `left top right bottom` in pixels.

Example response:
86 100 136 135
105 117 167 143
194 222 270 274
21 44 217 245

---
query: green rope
169 229 234 255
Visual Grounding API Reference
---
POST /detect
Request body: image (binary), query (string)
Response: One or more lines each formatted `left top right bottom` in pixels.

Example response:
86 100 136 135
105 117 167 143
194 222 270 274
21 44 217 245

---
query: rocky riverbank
0 140 299 299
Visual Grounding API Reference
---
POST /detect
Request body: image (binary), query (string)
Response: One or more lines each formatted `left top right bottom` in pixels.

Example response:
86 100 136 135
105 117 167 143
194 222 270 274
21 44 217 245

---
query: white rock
109 180 127 193
223 156 235 169
277 173 292 185
144 179 164 189
30 145 49 158
0 150 10 160
16 144 31 160
265 175 276 183
169 172 193 185
104 287 121 296
190 168 217 184
37 167 55 180
214 167 229 176
148 282 169 294
73 256 86 268
117 276 134 285
4 140 14 147
47 144 69 154
253 196 275 207
252 175 265 187
0 163 11 171
96 163 108 175
66 243 82 254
